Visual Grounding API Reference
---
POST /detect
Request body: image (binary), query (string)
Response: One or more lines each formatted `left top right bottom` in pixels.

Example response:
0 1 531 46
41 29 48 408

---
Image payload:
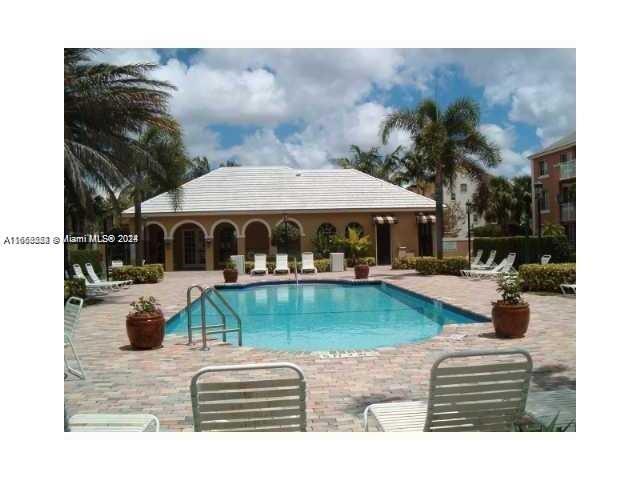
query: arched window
317 223 337 239
345 222 364 238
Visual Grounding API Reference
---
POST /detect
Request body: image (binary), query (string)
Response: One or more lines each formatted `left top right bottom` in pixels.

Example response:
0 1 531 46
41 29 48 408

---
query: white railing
560 202 576 222
559 160 576 179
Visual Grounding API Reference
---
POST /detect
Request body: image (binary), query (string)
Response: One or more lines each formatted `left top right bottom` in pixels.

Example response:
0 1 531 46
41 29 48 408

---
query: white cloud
480 123 531 178
94 48 161 65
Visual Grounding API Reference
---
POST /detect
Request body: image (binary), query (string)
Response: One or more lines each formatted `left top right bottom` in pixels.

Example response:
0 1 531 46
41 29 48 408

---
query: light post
534 182 543 261
466 201 473 269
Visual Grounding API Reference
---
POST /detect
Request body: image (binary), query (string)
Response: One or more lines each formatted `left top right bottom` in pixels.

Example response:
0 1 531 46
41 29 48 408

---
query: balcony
560 202 576 222
559 159 576 180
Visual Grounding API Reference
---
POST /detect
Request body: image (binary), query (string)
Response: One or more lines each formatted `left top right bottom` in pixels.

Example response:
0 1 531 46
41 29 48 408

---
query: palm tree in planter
340 227 372 279
381 97 501 258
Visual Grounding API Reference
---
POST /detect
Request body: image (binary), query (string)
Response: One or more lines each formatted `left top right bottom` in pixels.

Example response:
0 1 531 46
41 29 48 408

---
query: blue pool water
166 282 485 351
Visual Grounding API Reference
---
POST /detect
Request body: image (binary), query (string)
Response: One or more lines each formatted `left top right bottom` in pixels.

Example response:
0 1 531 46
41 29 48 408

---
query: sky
97 48 576 178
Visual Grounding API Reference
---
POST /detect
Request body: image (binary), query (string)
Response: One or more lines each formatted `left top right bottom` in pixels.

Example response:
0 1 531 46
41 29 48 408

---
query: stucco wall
123 211 430 271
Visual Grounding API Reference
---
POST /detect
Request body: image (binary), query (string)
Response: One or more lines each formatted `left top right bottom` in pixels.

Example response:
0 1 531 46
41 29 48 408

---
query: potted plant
126 296 165 349
223 260 238 283
492 272 530 338
340 227 372 279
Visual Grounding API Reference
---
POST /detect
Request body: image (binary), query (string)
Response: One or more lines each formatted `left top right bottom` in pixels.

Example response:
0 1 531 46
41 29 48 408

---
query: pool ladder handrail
186 285 243 350
293 257 299 284
204 286 243 347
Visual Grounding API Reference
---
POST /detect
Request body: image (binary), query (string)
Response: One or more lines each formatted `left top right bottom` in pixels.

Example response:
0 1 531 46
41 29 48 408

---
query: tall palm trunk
134 190 143 266
434 165 444 259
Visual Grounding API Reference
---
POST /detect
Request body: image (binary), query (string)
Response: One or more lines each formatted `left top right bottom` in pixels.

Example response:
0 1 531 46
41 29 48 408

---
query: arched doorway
244 220 271 257
144 223 165 266
213 222 238 269
173 222 206 271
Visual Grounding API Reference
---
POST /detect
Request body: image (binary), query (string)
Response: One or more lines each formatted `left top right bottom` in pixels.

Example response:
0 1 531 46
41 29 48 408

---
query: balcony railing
560 202 576 222
559 159 576 180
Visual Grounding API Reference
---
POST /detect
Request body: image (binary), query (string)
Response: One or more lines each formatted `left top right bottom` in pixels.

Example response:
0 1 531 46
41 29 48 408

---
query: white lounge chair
470 249 484 269
363 349 533 432
85 263 132 289
67 413 160 432
560 284 576 295
64 297 86 379
250 254 268 275
474 250 497 270
274 254 290 274
540 255 551 265
73 264 118 292
461 253 517 279
301 252 317 274
190 363 307 432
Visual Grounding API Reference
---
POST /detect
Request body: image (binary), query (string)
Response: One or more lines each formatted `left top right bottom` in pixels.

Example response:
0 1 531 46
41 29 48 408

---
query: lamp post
534 182 543 262
466 201 473 269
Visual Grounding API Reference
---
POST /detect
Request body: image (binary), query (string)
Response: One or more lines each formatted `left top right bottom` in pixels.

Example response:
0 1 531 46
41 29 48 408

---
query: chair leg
65 341 86 379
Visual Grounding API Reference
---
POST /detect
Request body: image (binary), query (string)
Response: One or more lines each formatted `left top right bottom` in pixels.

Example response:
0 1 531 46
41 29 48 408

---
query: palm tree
472 176 514 234
391 149 434 196
64 48 177 270
118 127 188 265
381 98 501 258
511 175 533 232
333 145 402 181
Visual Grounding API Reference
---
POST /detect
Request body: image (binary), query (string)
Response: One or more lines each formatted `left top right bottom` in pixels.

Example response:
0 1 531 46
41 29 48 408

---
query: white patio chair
301 252 318 274
560 284 576 295
64 296 86 379
540 255 551 265
67 413 160 432
250 254 268 275
73 264 117 293
474 250 497 270
274 254 290 274
85 263 132 289
460 253 516 279
190 363 307 432
363 349 533 432
470 249 484 269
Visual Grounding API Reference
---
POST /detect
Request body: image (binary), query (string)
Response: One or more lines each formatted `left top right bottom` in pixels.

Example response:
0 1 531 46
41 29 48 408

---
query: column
205 238 214 271
164 239 174 272
237 236 246 256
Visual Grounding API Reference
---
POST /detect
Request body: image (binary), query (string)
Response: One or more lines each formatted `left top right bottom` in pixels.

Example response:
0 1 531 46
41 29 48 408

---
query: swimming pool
166 281 486 351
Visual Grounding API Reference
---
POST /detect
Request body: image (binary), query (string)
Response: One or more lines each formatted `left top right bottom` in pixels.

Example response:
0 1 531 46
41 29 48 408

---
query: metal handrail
207 287 243 346
186 285 209 351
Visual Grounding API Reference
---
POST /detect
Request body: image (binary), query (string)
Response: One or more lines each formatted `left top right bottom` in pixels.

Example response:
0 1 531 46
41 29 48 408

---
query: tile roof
529 131 576 159
123 166 435 215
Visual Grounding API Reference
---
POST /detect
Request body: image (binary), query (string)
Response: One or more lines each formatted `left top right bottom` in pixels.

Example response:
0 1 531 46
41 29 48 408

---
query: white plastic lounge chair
190 363 307 432
274 254 290 274
85 263 132 289
250 254 268 275
301 252 317 274
73 264 118 292
64 297 86 379
540 255 551 265
474 250 497 270
67 414 160 432
461 253 516 279
363 349 533 432
470 249 484 269
560 284 576 295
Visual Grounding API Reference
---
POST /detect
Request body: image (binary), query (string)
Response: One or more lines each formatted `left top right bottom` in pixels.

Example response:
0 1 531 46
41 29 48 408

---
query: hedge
392 256 418 270
69 249 103 275
243 259 331 274
64 278 86 301
473 235 571 268
415 256 468 276
519 263 576 292
112 264 164 284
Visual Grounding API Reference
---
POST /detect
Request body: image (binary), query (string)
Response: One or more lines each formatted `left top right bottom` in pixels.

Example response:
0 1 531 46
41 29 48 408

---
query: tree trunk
134 191 143 266
434 165 444 259
64 209 71 278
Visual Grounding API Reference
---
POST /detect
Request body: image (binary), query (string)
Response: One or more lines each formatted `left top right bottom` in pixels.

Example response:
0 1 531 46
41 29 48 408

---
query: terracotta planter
491 302 530 338
355 264 370 279
223 269 238 283
126 311 165 349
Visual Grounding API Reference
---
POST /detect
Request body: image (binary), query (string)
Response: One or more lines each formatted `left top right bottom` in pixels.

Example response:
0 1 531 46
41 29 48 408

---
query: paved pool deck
64 267 576 431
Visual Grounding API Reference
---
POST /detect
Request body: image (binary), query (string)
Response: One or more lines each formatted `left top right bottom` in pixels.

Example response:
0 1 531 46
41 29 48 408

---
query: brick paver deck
64 267 576 431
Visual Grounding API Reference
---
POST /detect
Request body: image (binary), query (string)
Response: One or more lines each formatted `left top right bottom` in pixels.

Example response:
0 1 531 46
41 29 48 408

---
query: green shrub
112 265 162 284
64 278 86 301
415 256 468 276
392 256 418 270
346 256 376 268
473 235 571 267
69 249 103 276
144 263 165 280
518 263 576 292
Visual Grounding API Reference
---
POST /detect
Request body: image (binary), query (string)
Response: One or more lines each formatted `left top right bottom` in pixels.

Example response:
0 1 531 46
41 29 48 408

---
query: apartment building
529 131 576 245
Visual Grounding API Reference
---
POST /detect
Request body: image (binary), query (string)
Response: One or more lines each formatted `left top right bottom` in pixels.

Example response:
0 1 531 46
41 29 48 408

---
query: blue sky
98 49 575 177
